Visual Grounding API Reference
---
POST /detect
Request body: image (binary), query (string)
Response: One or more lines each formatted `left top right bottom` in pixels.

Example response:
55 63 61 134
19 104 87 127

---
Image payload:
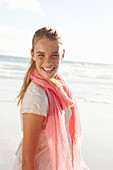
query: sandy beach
0 96 113 170
78 102 113 170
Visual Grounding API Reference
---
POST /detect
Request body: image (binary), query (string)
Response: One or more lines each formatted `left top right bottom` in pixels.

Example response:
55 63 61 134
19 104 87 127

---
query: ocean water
0 54 113 105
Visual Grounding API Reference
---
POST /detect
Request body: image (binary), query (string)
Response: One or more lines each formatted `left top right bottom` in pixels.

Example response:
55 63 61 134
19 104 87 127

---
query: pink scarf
30 68 88 170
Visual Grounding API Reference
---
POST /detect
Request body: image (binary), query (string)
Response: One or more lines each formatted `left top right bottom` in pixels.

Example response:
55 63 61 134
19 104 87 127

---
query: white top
20 82 48 131
13 82 72 170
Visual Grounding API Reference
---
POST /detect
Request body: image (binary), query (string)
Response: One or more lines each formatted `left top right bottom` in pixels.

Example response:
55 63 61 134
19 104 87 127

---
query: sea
0 54 113 105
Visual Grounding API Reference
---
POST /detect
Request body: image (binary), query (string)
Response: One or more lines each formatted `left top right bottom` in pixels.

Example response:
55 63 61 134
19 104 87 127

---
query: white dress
13 82 72 170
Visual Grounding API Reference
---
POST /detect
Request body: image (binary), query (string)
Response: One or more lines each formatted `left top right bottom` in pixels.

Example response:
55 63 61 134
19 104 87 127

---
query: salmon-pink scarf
30 68 88 170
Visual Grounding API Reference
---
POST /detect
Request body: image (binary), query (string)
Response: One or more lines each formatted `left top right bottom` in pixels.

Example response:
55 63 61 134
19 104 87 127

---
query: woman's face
31 37 64 80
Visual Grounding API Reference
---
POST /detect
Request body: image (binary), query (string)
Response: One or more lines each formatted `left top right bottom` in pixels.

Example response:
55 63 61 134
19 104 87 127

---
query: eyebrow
36 51 45 54
51 51 59 54
36 51 59 54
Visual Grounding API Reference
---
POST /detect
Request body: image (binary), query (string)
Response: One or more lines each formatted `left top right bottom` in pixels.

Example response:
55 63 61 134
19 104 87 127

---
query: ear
30 49 36 61
61 49 65 61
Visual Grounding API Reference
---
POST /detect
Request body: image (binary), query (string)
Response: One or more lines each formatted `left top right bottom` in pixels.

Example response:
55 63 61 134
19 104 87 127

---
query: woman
13 27 88 170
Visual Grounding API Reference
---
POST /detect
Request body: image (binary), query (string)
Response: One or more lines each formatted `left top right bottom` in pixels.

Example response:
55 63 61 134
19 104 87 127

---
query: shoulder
20 82 48 116
26 81 47 101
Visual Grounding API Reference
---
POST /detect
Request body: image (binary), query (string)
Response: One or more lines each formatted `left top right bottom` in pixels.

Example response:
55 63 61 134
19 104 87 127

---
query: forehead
34 38 60 52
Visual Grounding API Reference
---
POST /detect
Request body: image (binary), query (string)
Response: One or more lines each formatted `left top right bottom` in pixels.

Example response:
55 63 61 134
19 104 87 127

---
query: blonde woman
13 27 88 170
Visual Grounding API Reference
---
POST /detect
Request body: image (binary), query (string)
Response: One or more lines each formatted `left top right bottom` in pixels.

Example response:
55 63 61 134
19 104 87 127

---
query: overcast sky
0 0 113 64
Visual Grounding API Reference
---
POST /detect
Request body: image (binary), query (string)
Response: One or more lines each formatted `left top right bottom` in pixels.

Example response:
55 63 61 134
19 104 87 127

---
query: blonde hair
17 27 63 106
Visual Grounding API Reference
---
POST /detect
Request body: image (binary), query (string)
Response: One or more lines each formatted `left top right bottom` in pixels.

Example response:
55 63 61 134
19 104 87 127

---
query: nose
44 56 52 65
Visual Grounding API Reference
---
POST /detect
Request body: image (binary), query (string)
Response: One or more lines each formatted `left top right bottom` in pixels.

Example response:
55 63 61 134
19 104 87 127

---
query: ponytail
17 59 35 106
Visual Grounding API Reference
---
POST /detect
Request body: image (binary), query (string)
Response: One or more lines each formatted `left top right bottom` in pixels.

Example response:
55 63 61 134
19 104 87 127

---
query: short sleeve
20 82 48 117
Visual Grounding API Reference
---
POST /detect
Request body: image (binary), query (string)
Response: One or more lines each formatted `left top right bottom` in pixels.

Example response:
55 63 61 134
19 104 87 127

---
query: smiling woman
30 38 65 80
13 27 88 170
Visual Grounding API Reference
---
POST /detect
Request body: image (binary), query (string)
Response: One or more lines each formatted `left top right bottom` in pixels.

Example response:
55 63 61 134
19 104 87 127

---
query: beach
79 102 113 170
0 55 113 170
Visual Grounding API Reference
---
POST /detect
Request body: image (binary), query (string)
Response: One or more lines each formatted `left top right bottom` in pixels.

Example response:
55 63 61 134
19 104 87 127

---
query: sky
0 0 113 64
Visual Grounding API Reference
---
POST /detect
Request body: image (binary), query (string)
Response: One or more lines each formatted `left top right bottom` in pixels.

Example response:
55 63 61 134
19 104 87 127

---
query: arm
22 113 45 170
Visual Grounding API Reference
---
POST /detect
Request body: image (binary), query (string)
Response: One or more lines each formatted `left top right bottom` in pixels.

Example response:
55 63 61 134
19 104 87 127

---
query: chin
42 72 58 80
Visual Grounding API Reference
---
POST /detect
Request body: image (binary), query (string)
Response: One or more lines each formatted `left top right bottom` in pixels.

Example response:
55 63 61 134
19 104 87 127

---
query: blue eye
39 54 44 56
51 54 59 58
38 54 45 59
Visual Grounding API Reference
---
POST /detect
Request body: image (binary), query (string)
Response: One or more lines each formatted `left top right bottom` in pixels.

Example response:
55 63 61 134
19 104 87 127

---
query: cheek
53 58 60 65
36 58 42 65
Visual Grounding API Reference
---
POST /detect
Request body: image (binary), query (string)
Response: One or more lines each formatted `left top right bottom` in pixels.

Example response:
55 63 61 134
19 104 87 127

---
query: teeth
43 68 54 71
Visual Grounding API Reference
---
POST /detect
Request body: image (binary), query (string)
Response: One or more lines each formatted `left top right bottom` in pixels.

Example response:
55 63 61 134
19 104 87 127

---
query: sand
78 102 113 170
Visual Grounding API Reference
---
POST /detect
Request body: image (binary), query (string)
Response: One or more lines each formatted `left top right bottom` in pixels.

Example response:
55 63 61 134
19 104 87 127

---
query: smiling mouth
41 67 55 73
